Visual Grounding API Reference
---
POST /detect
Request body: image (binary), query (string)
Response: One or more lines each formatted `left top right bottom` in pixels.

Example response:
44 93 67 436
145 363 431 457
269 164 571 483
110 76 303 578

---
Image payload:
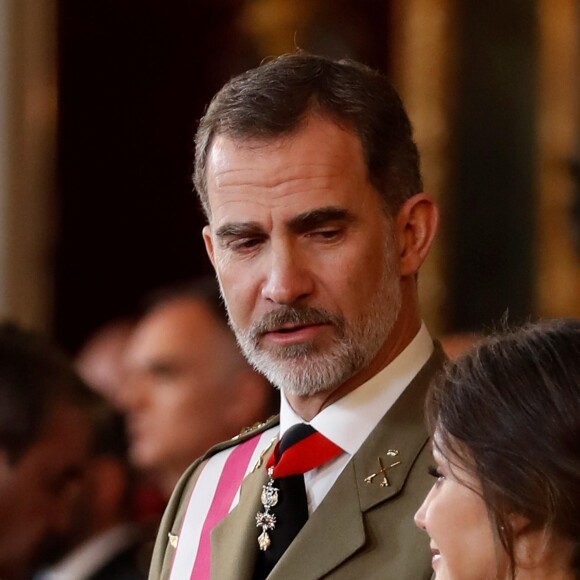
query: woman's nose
414 494 429 530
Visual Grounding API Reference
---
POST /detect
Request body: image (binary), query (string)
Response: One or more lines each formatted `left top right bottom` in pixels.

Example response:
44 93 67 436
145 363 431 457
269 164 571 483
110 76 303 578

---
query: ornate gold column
0 0 57 330
391 0 456 333
536 0 580 316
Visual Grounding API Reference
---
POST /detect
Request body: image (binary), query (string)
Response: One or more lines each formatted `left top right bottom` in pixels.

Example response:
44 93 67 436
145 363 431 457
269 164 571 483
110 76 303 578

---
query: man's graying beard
227 279 401 397
233 304 358 396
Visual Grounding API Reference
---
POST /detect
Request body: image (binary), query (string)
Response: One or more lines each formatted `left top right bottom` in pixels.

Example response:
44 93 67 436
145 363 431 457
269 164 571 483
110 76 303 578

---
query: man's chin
279 381 337 398
246 341 363 395
260 340 320 359
264 362 348 398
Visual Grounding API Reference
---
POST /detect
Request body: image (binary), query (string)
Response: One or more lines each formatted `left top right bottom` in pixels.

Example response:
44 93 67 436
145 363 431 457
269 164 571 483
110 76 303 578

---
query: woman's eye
428 465 444 480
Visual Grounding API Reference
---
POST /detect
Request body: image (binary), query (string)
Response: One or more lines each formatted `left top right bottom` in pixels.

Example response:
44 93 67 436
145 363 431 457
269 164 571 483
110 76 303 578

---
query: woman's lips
431 547 441 568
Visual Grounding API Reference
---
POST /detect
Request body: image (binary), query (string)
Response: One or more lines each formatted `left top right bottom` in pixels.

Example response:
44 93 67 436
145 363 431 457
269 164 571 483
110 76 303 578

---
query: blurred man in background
35 405 150 580
119 277 277 497
75 316 166 524
0 322 95 580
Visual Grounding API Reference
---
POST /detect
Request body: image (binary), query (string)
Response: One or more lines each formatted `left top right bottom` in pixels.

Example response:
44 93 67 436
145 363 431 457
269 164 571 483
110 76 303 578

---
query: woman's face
414 445 508 580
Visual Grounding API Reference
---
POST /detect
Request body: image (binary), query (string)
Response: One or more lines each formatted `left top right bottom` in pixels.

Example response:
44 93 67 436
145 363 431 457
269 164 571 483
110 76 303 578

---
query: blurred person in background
35 404 151 580
76 314 165 525
0 322 95 580
119 276 277 497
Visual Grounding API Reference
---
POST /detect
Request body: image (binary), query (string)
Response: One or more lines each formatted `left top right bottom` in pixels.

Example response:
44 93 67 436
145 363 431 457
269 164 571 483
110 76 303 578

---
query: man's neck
285 314 422 421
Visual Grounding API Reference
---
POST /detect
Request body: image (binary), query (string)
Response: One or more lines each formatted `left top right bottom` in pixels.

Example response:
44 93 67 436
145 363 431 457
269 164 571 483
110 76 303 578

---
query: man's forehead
207 132 286 169
204 118 379 232
128 307 227 365
135 300 219 344
208 111 345 153
211 130 287 150
207 118 364 177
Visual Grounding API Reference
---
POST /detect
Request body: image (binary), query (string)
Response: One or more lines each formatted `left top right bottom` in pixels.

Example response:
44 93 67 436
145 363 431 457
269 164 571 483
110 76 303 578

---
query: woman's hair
426 319 580 578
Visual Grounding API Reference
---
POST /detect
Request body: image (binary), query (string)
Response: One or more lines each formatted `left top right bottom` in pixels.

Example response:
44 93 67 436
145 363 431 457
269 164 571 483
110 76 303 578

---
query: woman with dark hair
415 319 580 579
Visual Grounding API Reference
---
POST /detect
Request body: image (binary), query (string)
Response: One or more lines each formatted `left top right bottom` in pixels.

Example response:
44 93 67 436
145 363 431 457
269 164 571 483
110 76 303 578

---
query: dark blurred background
55 0 394 352
1 0 578 352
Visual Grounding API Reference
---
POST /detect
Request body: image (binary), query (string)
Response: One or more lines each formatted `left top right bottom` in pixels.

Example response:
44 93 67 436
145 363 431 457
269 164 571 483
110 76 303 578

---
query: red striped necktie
267 423 343 477
253 424 343 579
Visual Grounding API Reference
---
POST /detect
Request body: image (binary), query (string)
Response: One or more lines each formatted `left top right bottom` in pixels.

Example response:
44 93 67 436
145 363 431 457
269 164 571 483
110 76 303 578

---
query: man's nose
116 375 146 411
261 243 314 305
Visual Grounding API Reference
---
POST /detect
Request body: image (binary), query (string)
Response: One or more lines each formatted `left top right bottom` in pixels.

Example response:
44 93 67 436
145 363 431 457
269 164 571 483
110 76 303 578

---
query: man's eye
311 229 341 240
232 238 261 250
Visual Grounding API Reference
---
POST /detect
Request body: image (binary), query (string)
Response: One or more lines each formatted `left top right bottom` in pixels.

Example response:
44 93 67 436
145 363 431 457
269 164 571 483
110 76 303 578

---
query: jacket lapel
271 344 444 579
269 460 365 580
211 345 444 580
355 345 443 512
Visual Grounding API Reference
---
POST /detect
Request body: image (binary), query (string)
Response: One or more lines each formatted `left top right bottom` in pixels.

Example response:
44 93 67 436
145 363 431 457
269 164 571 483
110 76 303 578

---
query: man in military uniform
150 52 443 580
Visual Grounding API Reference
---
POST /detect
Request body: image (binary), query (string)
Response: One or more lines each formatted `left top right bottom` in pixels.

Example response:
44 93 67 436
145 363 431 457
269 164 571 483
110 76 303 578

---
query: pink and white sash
169 426 279 580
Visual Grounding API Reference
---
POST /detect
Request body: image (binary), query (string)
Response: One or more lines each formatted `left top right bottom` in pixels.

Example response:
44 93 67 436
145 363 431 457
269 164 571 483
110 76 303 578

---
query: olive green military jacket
149 345 445 580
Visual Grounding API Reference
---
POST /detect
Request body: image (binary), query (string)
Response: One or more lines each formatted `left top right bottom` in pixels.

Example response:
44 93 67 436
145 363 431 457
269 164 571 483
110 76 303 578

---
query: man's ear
395 193 439 277
202 225 216 269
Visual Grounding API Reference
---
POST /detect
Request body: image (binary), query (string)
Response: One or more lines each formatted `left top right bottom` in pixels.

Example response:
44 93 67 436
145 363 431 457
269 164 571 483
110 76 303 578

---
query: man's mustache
249 306 344 340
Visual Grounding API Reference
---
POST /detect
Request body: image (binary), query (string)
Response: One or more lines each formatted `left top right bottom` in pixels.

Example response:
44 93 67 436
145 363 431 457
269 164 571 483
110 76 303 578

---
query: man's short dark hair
142 275 228 329
194 52 423 218
0 322 95 464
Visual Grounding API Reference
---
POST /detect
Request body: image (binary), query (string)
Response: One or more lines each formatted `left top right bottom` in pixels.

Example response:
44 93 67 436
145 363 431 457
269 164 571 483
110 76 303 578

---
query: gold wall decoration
239 0 313 56
536 0 580 317
0 0 57 331
391 0 456 333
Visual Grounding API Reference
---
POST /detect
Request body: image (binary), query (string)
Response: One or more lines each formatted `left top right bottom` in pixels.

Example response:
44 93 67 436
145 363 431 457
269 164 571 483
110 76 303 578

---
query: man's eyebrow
214 207 354 239
214 222 263 239
288 207 355 233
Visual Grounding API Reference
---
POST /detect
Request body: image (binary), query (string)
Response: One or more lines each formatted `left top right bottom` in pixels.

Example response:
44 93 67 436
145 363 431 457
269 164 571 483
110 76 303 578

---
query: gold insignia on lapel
364 450 402 487
168 532 179 548
232 422 263 440
252 437 278 472
232 416 277 441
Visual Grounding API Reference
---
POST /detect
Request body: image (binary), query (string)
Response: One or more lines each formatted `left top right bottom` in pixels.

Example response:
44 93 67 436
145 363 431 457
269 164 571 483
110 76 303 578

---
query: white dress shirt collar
36 524 140 580
280 323 433 455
